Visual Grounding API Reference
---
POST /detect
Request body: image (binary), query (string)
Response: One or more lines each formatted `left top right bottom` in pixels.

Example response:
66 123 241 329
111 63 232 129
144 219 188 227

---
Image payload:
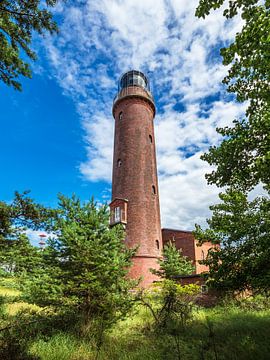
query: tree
0 1 59 91
0 191 53 274
151 242 194 280
202 107 270 192
195 189 270 293
194 0 270 293
24 195 137 326
196 0 270 191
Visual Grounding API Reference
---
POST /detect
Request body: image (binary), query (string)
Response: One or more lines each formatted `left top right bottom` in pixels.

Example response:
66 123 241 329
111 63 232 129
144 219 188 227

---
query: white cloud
40 0 246 229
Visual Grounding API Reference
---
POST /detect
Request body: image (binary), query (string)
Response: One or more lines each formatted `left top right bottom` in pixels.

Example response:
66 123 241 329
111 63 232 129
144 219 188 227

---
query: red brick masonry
111 85 162 288
162 228 215 274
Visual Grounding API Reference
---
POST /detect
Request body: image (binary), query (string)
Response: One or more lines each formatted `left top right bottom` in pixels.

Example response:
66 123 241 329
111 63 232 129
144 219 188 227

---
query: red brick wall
162 229 215 275
129 256 160 288
194 241 214 273
111 86 162 287
162 229 196 269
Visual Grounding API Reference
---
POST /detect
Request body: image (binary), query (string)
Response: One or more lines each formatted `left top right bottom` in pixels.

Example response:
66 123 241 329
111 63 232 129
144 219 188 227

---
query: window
201 250 205 261
152 185 156 195
114 207 121 223
119 112 123 120
117 159 122 167
156 240 160 250
149 134 153 143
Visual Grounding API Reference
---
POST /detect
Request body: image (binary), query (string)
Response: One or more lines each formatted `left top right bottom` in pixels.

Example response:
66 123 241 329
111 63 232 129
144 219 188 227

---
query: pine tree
25 195 137 325
151 242 194 280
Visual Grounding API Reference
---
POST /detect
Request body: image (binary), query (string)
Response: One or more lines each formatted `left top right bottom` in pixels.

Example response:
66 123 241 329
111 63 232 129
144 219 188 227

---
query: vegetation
0 277 270 360
150 241 194 280
0 1 59 90
194 0 270 293
0 193 137 357
195 189 270 293
24 195 137 328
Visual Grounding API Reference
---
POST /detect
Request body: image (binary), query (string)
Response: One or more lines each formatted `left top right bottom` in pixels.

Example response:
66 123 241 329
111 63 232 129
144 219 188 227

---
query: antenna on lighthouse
39 234 46 250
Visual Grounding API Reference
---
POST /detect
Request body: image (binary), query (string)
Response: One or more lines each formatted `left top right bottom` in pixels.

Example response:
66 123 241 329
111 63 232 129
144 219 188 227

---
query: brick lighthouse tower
110 70 162 287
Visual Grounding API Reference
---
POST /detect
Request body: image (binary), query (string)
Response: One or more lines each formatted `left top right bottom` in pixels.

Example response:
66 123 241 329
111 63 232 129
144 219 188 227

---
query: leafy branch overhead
196 0 270 190
194 0 270 294
0 1 59 90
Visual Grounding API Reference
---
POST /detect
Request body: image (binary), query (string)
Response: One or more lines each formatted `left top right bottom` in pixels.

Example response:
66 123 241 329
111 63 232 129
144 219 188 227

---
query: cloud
39 0 246 229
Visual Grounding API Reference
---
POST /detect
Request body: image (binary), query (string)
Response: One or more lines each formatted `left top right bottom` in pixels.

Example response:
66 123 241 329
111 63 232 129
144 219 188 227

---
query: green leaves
151 242 194 279
194 189 270 293
202 107 270 191
25 195 136 324
196 0 270 190
0 192 137 328
221 5 270 115
0 0 58 90
195 0 270 293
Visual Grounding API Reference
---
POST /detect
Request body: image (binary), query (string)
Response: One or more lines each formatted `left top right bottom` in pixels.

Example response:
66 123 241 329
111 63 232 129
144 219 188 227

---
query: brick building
162 229 214 275
110 70 214 287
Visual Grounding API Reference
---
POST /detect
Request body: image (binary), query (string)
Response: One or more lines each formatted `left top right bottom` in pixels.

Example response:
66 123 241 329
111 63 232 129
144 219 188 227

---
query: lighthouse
110 70 162 287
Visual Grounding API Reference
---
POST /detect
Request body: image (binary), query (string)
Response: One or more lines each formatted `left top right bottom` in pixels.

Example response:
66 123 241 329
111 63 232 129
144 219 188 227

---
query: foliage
0 192 138 357
202 106 270 192
0 0 59 91
195 0 270 191
0 191 54 275
195 188 270 293
0 234 43 274
196 0 270 115
24 195 137 327
140 281 200 331
151 242 194 279
195 0 270 293
0 191 54 240
1 279 270 360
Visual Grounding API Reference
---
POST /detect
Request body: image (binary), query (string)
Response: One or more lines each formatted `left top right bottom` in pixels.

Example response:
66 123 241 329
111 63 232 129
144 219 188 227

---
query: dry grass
0 287 20 297
6 302 41 316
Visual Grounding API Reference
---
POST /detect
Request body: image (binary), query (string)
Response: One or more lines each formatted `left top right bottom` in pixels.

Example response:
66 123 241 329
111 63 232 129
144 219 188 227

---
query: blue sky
1 0 248 246
0 74 108 206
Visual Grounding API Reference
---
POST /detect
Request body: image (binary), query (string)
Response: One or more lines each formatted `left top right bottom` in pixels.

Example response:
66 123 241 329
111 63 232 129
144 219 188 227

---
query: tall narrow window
119 112 123 120
201 250 205 261
117 159 122 167
114 207 121 223
152 185 156 195
149 134 153 143
156 240 160 250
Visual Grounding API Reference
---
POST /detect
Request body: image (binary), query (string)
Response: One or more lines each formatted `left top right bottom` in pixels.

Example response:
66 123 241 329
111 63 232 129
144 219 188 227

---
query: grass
0 279 40 316
0 287 20 297
27 305 270 360
1 278 270 360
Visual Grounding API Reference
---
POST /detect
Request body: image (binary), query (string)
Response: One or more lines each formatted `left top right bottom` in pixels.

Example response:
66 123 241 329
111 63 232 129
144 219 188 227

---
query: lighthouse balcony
113 85 154 106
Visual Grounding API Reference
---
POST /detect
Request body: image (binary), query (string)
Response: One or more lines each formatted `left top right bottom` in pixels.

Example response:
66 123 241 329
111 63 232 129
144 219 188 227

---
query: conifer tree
151 242 194 280
25 195 137 325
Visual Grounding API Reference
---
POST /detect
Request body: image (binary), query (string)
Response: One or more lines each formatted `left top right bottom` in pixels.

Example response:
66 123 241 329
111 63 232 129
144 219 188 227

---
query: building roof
162 228 193 234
